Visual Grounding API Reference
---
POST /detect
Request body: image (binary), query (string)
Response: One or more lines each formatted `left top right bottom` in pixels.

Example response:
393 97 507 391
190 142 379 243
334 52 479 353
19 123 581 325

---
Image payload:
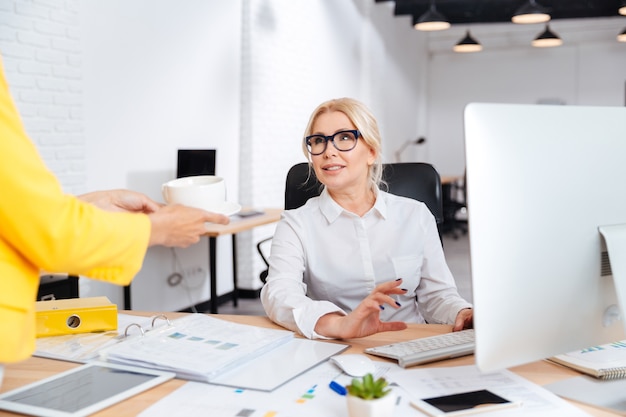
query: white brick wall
0 0 84 194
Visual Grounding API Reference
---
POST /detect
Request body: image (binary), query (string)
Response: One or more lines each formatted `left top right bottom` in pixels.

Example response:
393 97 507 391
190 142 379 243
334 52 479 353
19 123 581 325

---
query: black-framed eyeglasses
304 130 361 155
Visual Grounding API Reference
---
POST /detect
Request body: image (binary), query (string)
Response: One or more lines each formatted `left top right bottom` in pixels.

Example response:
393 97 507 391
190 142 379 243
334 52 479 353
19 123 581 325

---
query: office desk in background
440 175 462 185
123 208 283 313
0 312 618 417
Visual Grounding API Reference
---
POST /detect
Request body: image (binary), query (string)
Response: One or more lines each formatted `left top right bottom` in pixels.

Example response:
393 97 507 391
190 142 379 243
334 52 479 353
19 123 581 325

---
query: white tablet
0 362 175 417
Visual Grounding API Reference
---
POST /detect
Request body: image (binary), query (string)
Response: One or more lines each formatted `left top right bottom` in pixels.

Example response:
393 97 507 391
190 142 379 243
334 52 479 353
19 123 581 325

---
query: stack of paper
99 314 294 382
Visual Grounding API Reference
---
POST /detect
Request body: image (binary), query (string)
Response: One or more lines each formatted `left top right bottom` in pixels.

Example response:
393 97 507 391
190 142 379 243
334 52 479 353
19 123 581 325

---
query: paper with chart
99 314 294 382
137 360 406 417
138 361 593 417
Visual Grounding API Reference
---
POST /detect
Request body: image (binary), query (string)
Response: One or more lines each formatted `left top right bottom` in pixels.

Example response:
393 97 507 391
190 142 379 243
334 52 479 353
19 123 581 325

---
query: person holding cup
261 97 472 340
0 55 228 375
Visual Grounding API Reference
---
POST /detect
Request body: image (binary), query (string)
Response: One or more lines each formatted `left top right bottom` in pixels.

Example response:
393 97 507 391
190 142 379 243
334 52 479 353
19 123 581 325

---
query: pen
329 381 347 396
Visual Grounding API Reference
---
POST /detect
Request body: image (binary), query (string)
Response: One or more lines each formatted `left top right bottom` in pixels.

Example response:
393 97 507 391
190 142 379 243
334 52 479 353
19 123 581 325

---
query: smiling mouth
323 165 344 171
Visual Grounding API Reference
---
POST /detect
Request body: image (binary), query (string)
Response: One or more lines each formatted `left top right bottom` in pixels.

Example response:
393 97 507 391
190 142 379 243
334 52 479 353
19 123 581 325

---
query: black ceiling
376 0 623 25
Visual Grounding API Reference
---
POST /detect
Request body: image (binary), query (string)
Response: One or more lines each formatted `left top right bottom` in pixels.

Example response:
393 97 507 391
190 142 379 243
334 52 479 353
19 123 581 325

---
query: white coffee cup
162 175 226 212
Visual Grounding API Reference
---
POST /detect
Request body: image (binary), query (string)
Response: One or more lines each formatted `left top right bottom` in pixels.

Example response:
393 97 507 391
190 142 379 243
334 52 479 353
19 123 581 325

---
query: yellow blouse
0 57 151 363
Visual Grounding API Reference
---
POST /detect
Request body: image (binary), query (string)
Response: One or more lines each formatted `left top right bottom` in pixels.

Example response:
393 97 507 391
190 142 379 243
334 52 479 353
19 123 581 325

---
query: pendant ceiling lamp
512 0 550 24
532 24 562 47
618 27 626 42
620 1 626 16
453 31 483 53
414 1 450 31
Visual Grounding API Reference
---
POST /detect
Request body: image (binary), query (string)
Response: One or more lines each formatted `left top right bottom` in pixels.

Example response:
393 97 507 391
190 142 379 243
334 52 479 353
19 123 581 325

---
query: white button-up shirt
261 188 472 339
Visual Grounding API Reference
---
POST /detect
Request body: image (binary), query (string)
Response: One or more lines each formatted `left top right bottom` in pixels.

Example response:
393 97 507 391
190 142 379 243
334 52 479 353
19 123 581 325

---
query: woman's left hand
314 279 408 339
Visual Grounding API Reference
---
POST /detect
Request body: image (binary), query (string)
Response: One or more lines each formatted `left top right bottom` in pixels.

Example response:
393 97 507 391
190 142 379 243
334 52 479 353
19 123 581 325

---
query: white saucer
213 201 242 216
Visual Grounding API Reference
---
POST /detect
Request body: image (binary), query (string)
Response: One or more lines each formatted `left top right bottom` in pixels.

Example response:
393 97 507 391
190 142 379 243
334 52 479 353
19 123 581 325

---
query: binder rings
35 296 117 337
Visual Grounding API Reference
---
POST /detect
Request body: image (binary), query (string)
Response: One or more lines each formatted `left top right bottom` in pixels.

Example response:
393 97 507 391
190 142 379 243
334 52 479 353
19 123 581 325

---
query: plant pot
346 392 396 417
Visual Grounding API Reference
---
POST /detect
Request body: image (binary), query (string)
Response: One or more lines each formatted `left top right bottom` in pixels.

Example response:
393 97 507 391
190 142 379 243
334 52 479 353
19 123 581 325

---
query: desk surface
1 313 617 417
204 208 283 237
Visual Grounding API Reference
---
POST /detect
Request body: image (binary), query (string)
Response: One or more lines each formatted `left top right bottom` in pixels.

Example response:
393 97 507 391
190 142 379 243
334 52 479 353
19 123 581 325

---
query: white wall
0 0 85 193
423 18 626 176
79 0 242 310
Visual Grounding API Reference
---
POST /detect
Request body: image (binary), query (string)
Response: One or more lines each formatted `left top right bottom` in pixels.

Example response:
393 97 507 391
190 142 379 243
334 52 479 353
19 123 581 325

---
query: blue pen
329 381 347 396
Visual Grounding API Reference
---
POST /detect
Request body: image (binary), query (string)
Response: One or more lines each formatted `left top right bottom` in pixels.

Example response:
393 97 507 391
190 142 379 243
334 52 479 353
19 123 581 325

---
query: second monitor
177 149 216 179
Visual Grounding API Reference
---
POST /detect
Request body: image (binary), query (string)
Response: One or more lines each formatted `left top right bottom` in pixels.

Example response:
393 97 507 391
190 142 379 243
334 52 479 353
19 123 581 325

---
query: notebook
548 340 626 380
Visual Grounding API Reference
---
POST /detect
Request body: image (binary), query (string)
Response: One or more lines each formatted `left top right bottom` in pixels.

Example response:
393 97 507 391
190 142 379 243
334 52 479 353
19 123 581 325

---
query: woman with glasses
261 97 472 339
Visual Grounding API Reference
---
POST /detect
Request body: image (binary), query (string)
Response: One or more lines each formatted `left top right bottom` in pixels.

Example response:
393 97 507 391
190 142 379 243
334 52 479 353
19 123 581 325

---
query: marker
329 381 347 396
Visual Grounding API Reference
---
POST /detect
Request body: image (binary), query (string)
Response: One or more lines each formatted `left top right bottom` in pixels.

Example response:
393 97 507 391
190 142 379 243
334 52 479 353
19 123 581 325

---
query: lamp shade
620 1 626 16
414 3 450 31
454 31 483 52
512 0 550 24
618 27 626 42
532 24 562 47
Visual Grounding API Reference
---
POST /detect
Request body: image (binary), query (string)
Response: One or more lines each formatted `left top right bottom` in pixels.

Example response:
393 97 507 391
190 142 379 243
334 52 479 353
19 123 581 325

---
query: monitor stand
546 224 626 414
600 224 626 325
546 376 626 414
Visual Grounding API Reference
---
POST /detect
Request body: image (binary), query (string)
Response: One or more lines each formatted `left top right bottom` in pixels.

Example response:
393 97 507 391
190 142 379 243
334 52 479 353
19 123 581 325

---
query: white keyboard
365 329 475 368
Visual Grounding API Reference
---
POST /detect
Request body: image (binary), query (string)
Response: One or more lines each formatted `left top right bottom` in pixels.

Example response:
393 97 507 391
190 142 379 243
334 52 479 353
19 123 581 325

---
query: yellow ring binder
35 296 117 337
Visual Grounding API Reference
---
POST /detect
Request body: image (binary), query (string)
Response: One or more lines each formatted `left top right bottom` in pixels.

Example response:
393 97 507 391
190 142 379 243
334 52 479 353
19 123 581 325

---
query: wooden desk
0 313 617 417
124 208 282 313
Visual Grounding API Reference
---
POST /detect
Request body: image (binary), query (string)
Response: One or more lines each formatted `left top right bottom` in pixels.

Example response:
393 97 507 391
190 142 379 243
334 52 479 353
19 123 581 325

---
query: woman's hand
314 278 408 339
453 308 473 331
148 204 229 248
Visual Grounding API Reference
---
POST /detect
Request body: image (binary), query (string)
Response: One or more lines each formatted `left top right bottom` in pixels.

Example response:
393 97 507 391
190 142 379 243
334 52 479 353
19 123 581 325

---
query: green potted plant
345 373 395 417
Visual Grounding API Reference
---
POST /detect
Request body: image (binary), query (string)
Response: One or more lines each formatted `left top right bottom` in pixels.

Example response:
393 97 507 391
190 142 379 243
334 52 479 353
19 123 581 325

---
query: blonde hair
302 98 383 192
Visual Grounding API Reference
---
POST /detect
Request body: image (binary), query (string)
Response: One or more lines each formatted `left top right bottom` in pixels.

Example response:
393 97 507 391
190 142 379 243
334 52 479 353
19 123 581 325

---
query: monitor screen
464 103 626 372
177 149 216 178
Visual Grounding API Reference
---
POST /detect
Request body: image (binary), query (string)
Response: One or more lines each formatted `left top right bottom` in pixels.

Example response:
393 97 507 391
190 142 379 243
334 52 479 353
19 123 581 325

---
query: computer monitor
177 149 216 178
464 103 626 372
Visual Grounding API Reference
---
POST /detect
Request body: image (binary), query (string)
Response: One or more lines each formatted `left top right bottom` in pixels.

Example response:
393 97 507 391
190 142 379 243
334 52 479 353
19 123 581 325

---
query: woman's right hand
314 278 408 339
147 204 229 248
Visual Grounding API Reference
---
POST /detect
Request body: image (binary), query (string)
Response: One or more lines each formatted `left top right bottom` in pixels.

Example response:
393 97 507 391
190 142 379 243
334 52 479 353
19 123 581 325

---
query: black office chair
257 162 444 283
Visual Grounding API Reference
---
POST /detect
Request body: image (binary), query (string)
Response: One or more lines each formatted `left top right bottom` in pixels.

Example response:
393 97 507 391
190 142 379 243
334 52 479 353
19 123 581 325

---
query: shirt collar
319 187 388 222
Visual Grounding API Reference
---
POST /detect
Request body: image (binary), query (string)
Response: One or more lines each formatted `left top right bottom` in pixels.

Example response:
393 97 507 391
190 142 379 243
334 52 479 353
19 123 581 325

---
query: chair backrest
284 162 444 225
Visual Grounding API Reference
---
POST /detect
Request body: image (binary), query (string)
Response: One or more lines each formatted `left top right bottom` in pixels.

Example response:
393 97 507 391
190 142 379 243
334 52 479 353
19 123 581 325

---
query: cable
169 248 207 314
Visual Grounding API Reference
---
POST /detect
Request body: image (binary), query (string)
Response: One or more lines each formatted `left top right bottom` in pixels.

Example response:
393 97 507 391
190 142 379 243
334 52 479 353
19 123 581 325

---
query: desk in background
440 174 467 238
440 175 462 185
123 208 282 314
0 312 618 417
